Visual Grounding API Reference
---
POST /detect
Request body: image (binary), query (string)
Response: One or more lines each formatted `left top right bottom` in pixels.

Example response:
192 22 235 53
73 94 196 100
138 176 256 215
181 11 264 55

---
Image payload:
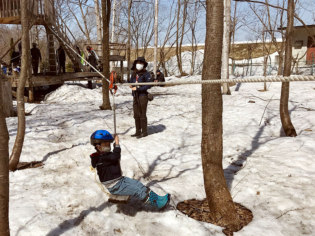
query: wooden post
120 60 123 82
0 77 14 117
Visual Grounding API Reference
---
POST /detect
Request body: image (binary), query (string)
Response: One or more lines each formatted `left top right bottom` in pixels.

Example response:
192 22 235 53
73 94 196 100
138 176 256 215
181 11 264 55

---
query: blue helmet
90 130 114 145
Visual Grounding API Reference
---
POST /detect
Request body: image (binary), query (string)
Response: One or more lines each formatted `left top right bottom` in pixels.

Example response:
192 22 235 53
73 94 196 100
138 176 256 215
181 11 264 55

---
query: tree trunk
94 0 102 50
178 0 188 76
190 27 195 75
175 0 182 76
222 0 231 95
202 0 240 229
0 72 10 236
110 0 117 70
280 0 297 137
79 1 92 44
262 28 268 91
9 0 29 171
0 79 13 117
154 0 159 77
231 1 237 76
127 0 132 82
277 53 283 75
263 54 268 91
100 0 112 110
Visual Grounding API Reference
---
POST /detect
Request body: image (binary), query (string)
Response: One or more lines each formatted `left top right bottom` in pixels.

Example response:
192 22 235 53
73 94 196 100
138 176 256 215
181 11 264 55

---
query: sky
234 0 315 42
129 0 315 44
69 0 315 45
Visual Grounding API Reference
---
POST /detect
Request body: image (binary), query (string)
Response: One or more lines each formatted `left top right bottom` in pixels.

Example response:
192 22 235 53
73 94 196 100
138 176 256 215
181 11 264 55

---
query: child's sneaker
145 190 171 210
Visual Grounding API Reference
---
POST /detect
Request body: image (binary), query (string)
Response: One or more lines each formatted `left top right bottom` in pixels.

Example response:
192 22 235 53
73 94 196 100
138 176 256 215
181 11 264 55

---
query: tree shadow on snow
120 124 166 136
141 145 199 188
41 142 89 162
224 105 298 190
46 202 111 236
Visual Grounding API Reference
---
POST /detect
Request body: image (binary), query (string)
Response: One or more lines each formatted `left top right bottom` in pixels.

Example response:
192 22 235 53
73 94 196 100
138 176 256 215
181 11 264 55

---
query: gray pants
107 176 148 201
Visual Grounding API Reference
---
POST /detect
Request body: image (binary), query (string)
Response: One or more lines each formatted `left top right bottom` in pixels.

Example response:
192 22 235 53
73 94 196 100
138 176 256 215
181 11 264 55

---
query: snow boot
144 190 171 210
137 118 148 139
131 118 141 137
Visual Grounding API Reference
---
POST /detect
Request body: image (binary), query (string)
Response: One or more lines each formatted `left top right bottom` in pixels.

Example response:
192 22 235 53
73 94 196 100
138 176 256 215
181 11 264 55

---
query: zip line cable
123 75 315 86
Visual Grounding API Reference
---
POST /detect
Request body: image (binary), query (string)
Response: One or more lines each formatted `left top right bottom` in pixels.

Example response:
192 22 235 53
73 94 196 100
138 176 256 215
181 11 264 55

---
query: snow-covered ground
7 76 315 235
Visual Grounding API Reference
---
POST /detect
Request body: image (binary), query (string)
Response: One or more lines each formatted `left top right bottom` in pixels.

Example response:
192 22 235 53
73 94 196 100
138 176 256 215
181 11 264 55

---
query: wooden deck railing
0 0 54 23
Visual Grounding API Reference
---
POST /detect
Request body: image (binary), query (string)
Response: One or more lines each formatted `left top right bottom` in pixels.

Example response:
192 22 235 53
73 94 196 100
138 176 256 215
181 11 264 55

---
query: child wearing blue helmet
90 130 170 210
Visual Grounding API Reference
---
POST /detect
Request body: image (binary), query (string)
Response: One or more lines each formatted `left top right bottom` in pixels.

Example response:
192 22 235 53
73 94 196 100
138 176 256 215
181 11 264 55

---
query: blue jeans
107 177 148 201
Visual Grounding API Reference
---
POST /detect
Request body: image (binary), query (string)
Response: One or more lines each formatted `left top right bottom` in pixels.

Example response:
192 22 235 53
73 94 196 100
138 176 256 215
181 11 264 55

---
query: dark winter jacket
90 146 122 182
10 51 20 66
31 47 42 62
129 70 152 97
87 50 98 68
57 47 66 62
156 72 165 82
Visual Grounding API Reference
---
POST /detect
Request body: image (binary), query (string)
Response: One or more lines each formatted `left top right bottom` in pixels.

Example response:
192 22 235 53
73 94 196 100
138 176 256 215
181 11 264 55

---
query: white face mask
136 63 144 71
98 146 111 153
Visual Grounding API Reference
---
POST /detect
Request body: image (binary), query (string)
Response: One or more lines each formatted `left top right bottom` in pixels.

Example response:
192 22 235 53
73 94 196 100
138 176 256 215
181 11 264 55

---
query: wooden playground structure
0 0 126 102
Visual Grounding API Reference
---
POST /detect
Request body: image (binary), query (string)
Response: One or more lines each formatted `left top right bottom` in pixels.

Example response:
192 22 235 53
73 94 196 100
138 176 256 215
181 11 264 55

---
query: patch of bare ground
16 161 44 170
177 198 253 236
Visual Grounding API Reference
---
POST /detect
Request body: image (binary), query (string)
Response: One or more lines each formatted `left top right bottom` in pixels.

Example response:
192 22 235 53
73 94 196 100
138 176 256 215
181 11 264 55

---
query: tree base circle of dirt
177 199 253 236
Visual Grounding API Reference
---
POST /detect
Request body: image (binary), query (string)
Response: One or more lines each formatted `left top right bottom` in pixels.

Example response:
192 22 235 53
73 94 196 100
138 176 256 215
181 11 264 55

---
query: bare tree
280 0 297 137
202 0 241 230
111 0 118 43
127 0 132 81
158 0 178 76
9 0 30 171
129 1 155 58
222 0 231 95
248 2 273 90
176 0 188 76
153 0 159 77
67 0 95 44
94 0 103 49
110 0 117 70
187 1 203 75
100 0 112 110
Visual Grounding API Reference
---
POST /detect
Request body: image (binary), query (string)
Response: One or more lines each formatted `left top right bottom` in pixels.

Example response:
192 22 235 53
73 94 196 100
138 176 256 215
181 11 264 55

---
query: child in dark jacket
90 130 170 209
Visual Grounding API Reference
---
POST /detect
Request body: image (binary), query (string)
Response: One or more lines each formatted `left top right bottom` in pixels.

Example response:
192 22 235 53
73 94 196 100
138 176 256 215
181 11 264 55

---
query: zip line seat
108 194 130 204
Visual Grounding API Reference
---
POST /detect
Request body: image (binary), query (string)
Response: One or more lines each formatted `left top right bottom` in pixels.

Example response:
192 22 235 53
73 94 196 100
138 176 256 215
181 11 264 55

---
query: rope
90 166 111 197
122 75 315 86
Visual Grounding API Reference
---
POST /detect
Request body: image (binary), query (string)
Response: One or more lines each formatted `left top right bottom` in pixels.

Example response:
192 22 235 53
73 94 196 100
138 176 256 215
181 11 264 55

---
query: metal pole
112 93 116 135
